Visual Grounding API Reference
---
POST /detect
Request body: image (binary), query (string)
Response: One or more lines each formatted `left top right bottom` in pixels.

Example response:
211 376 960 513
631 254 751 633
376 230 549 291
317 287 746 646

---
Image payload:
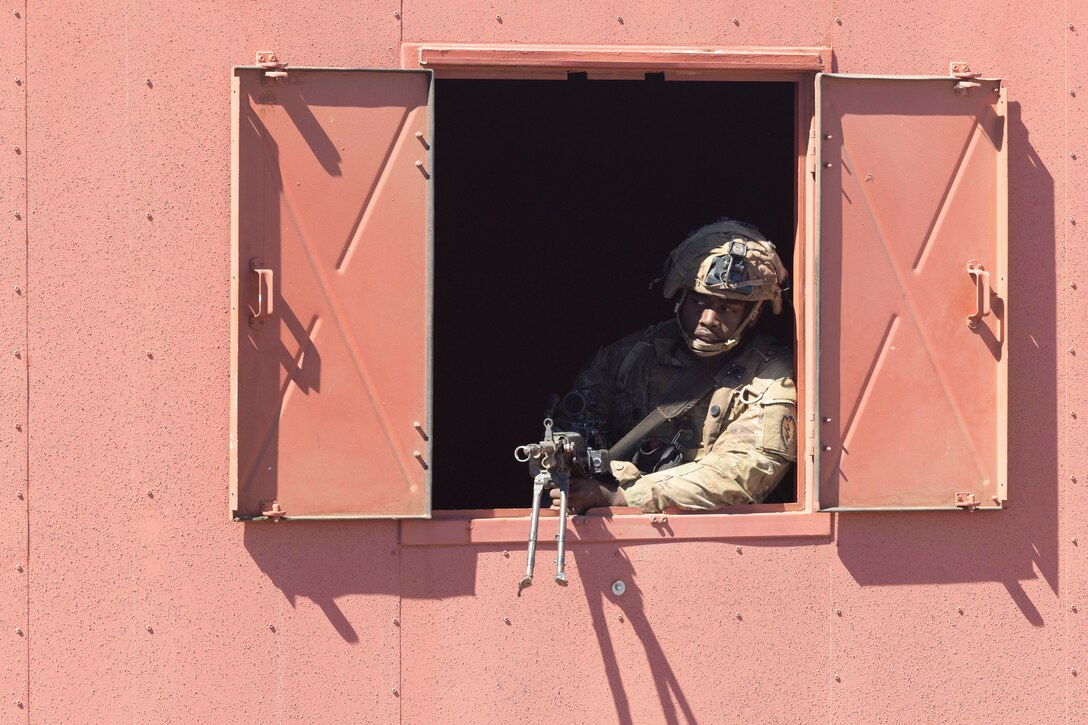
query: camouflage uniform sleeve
618 360 798 513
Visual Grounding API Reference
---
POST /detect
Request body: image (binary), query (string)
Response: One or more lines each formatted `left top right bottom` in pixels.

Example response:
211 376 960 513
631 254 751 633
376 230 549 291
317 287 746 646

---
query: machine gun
512 417 611 595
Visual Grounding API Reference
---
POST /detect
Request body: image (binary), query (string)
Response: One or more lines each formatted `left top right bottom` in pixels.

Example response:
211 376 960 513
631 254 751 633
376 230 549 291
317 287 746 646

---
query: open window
230 51 1007 532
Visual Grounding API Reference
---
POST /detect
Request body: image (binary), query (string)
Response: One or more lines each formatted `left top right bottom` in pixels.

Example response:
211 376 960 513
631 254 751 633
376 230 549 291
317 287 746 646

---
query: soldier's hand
550 478 628 514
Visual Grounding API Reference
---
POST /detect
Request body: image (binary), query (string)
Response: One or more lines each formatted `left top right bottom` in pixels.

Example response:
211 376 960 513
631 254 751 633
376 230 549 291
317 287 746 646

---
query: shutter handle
249 258 274 329
966 260 990 329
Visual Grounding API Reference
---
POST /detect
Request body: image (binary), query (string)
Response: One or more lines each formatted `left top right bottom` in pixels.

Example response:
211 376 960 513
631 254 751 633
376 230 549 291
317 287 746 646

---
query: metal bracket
954 492 980 509
950 62 982 95
256 51 288 83
260 500 286 521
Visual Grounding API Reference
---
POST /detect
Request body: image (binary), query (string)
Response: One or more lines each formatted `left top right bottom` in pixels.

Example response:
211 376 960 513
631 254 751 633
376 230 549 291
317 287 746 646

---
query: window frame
399 43 831 545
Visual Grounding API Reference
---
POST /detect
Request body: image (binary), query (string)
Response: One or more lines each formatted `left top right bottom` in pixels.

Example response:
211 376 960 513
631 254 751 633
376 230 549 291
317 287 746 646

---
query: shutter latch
954 491 980 509
261 500 286 521
950 62 982 95
256 51 288 83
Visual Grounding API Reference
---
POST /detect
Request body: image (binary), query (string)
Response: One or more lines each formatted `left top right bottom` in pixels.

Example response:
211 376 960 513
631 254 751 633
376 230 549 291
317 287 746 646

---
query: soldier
551 218 797 514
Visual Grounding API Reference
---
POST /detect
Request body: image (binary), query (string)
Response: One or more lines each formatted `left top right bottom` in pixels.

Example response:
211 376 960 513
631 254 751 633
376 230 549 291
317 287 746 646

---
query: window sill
399 507 831 546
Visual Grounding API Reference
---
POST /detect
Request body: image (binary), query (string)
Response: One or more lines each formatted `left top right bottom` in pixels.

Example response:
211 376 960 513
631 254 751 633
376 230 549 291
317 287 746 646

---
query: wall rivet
732 17 739 25
1071 23 1076 30
495 14 501 21
503 617 510 625
835 609 843 616
1072 411 1078 418
268 623 275 631
13 285 21 294
1072 537 1079 545
15 564 22 572
834 675 841 682
1073 668 1078 676
824 134 832 140
823 445 832 451
1071 217 1077 224
13 76 20 85
617 614 624 623
15 628 22 636
824 162 833 168
735 612 742 620
835 16 842 24
1072 604 1079 612
1071 349 1077 355
1072 152 1079 159
823 417 832 423
13 146 19 154
146 490 153 498
14 700 22 708
957 607 964 615
392 688 400 697
146 625 153 633
12 211 19 220
1071 90 1077 97
1072 282 1079 289
15 423 21 431
16 491 23 500
12 9 18 17
393 10 400 18
393 618 400 627
13 350 19 358
1073 476 1078 483
146 350 153 358
145 212 153 220
735 546 742 553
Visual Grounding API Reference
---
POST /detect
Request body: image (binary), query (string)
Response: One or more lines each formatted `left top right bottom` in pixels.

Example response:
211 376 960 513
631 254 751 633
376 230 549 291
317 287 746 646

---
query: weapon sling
605 357 726 464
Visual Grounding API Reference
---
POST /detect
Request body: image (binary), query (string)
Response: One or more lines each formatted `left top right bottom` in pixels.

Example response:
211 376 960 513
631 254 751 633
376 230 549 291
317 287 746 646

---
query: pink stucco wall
1 0 1083 722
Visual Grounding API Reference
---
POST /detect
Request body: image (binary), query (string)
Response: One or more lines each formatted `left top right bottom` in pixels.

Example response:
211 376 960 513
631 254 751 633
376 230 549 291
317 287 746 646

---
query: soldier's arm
617 375 797 513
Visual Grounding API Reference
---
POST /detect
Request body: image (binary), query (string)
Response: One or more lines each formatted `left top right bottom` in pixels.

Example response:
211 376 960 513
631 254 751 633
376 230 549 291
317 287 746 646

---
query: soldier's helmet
661 219 789 357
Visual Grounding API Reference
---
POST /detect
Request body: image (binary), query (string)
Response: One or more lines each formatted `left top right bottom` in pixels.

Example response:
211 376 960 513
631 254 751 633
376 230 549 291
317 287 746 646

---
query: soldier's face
680 292 749 344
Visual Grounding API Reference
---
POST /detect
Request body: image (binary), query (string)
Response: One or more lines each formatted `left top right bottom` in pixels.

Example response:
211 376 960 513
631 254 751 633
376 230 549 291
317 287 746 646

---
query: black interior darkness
433 78 797 510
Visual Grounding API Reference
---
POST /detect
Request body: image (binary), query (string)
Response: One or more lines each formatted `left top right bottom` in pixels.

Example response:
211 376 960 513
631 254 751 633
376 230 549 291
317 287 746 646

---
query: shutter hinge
256 50 289 83
260 500 286 521
950 62 982 95
954 491 980 509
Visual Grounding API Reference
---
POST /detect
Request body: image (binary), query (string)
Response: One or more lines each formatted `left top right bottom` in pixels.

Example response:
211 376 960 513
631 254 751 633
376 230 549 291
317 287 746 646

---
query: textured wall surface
4 0 1084 722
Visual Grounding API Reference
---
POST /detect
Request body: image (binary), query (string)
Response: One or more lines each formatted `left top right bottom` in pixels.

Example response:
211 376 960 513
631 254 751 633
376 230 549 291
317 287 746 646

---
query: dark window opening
433 78 797 510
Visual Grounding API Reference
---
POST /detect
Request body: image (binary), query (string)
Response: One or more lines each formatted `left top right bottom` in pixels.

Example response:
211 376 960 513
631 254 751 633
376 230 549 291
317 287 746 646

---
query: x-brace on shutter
231 67 433 519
